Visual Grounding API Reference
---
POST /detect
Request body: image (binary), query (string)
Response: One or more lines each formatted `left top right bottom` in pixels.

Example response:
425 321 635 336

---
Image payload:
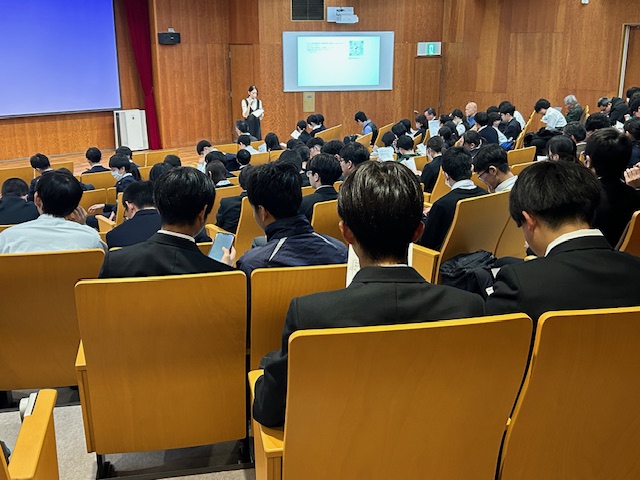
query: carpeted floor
0 400 256 480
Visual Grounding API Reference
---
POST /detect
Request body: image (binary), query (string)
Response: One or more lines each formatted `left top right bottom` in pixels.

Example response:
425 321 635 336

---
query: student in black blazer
486 161 640 323
100 168 235 278
82 147 109 174
474 111 499 145
216 166 254 234
420 136 445 193
252 161 485 428
0 178 39 225
419 147 487 251
298 153 342 222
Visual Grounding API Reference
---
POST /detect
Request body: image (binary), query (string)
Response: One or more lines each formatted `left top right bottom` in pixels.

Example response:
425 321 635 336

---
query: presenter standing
242 85 264 140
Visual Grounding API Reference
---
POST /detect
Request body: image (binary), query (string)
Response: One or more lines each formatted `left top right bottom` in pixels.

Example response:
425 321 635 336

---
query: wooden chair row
514 110 536 150
0 161 75 187
250 305 640 480
315 124 343 142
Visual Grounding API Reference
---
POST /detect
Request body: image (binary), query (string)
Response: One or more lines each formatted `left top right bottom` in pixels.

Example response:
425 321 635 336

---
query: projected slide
297 36 381 87
0 0 121 117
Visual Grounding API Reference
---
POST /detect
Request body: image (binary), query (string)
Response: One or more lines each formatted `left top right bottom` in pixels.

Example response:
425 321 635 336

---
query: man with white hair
564 94 583 123
465 102 477 127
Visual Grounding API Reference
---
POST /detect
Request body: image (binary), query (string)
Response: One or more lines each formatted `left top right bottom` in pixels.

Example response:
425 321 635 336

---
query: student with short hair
106 181 160 248
163 154 181 167
563 121 588 155
321 139 345 157
396 135 419 174
196 139 214 172
473 144 517 192
420 136 445 193
354 111 378 144
306 136 325 157
0 178 39 224
83 147 108 174
499 102 521 142
216 166 254 234
339 142 370 178
299 153 342 221
534 98 567 130
27 153 53 201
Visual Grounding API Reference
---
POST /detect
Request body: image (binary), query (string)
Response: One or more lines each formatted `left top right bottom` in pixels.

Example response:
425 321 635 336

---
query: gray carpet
0 402 256 480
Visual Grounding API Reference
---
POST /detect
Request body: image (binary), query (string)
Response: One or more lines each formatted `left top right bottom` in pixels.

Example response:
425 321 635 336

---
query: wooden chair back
0 225 14 233
495 218 527 259
114 192 125 226
0 250 104 390
301 185 314 197
311 200 344 245
49 161 74 174
214 143 239 155
197 242 213 255
580 104 590 124
514 111 536 150
138 165 152 180
81 171 115 190
374 123 394 147
1 389 59 480
205 184 242 227
315 124 343 142
228 176 240 185
250 151 270 166
413 154 429 171
280 313 532 480
75 271 247 454
499 307 640 480
106 186 117 204
355 132 372 146
145 149 178 167
131 151 146 165
249 264 347 369
78 188 107 214
269 150 284 162
234 196 264 258
251 141 265 150
507 146 536 166
510 161 534 176
422 129 431 145
616 210 640 256
0 165 33 185
428 168 449 204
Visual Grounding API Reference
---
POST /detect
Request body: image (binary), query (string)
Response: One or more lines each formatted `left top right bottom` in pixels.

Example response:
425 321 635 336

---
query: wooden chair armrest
96 215 115 233
248 370 284 457
410 244 440 283
205 223 231 238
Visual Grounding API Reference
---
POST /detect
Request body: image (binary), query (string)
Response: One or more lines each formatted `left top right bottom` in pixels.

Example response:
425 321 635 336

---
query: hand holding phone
209 232 235 263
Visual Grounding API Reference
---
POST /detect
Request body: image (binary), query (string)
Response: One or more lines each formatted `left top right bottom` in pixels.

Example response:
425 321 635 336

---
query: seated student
0 170 106 253
473 144 517 193
235 119 258 142
106 181 160 249
339 141 370 179
58 168 94 191
100 168 235 278
252 161 485 428
314 113 327 134
87 154 141 223
474 112 499 145
486 161 640 322
299 153 342 222
195 139 214 173
499 102 522 143
585 112 611 137
238 134 259 154
420 136 445 193
418 147 487 251
27 153 54 201
204 150 236 176
374 131 397 162
547 135 579 164
216 166 254 234
462 130 484 159
163 154 181 167
585 128 640 247
306 136 324 158
264 132 284 151
392 121 408 138
321 139 345 158
0 178 39 225
396 135 420 174
149 162 173 182
488 111 510 147
413 113 428 144
564 94 584 123
83 147 109 174
294 120 312 144
236 149 252 169
563 121 588 156
354 111 378 145
534 98 567 130
450 109 468 136
306 114 320 136
236 162 347 276
624 117 640 168
277 148 310 187
597 96 629 126
206 160 233 188
115 145 141 168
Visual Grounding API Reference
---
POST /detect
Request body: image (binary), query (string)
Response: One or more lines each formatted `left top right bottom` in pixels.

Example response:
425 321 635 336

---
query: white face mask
111 170 124 181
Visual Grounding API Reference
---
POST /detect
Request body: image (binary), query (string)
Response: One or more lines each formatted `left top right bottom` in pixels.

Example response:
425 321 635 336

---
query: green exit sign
417 42 442 57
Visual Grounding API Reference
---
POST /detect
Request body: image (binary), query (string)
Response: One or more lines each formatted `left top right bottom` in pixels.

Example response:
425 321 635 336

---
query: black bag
439 250 496 298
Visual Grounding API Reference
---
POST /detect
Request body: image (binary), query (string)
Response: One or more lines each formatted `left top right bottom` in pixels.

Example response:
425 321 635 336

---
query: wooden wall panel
623 26 640 98
150 0 231 147
0 0 141 161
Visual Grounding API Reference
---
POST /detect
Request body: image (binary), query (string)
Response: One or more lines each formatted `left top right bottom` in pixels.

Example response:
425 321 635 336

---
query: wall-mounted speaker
158 32 181 45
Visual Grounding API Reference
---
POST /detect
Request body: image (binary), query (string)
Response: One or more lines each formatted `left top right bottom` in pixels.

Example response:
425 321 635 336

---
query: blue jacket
237 214 347 276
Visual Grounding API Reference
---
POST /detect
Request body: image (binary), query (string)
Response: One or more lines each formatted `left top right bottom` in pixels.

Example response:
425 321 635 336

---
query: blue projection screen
0 0 121 118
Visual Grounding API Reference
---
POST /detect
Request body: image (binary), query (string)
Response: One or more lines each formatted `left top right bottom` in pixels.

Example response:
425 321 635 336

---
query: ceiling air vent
292 0 324 21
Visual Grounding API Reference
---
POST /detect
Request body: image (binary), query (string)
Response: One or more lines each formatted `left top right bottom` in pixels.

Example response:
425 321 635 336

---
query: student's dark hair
277 149 303 170
294 144 311 163
499 102 516 115
85 147 101 163
463 130 482 147
246 162 302 218
108 154 131 170
626 86 640 100
424 107 437 117
163 154 181 167
306 136 325 150
307 153 342 185
123 180 155 209
381 131 396 147
474 111 489 127
306 114 318 125
205 150 227 166
338 161 423 262
444 121 460 139
265 132 283 150
441 146 473 181
238 164 254 190
585 112 611 132
563 121 587 142
30 153 50 170
315 113 325 125
149 162 172 182
509 161 600 229
415 113 427 127
154 167 215 226
248 85 258 93
238 134 251 146
450 109 463 119
487 105 500 114
629 94 640 116
439 114 452 124
287 138 304 150
196 139 212 155
235 119 249 133
488 111 501 125
548 135 578 163
237 149 251 166
473 144 509 173
354 111 367 122
426 135 444 153
1 178 29 197
115 146 133 158
391 122 407 137
400 118 412 132
206 160 228 184
438 126 454 148
624 117 640 143
321 140 345 156
340 142 370 166
396 134 414 151
296 120 307 130
597 97 612 108
534 98 551 112
35 169 82 217
585 127 633 179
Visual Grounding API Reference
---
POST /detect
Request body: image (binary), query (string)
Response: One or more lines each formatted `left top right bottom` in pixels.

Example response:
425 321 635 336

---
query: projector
336 13 359 24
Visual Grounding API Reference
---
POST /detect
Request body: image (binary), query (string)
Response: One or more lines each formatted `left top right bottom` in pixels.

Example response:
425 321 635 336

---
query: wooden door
622 25 640 98
414 57 442 116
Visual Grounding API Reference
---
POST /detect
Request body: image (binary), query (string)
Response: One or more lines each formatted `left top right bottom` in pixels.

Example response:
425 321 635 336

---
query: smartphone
208 232 235 262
